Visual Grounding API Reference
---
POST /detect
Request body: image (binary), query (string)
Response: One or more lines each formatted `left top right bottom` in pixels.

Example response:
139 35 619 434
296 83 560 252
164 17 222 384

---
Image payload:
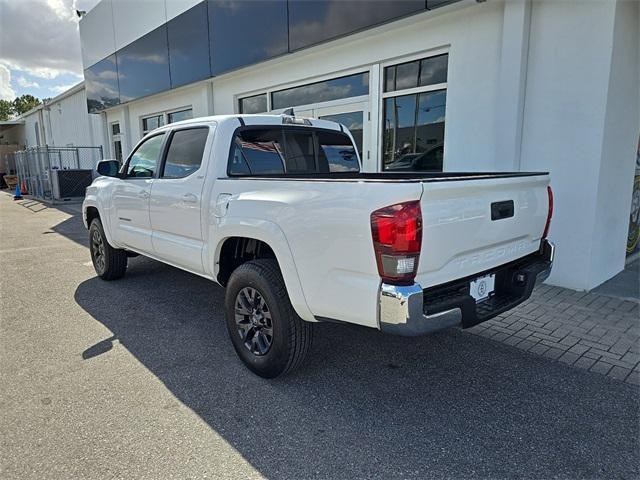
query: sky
0 0 101 101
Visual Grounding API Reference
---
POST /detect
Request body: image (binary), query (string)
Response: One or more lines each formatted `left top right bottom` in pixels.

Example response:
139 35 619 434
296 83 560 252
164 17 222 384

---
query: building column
494 0 531 171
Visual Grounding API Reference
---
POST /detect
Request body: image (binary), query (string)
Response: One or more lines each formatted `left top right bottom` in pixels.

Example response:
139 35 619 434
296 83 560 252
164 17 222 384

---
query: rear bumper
378 240 555 337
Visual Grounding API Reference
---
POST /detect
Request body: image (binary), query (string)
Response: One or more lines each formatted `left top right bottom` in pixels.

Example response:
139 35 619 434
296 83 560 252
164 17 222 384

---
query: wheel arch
83 202 116 247
212 220 315 322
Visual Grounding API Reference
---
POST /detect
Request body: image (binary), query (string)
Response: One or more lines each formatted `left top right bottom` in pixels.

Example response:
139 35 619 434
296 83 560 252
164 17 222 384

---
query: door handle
137 190 150 199
182 193 198 204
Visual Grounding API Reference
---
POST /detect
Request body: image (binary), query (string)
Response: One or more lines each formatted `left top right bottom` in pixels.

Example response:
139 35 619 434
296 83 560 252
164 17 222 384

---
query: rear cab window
228 126 359 176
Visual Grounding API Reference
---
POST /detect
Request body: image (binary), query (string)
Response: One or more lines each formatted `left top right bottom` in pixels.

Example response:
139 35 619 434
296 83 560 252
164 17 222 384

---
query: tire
224 259 313 378
89 218 128 280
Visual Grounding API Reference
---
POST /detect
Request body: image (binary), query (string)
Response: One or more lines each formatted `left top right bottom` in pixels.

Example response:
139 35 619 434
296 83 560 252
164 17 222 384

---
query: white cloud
16 76 40 89
0 64 16 101
0 0 100 79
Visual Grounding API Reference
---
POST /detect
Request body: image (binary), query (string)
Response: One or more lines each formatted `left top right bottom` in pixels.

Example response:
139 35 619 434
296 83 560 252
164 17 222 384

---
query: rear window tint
228 126 359 176
283 131 316 173
229 129 285 175
317 131 359 173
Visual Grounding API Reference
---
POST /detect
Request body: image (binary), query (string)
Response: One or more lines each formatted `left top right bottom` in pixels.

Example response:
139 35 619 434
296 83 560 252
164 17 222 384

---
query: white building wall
520 0 639 290
22 110 44 147
42 86 106 150
588 0 639 288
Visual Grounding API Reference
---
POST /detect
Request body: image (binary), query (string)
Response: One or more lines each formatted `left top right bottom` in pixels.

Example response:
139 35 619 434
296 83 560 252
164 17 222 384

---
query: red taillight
543 185 553 238
371 201 423 285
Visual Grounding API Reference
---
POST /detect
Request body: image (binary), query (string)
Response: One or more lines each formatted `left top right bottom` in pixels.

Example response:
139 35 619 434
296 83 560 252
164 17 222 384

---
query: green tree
12 94 41 116
0 99 13 121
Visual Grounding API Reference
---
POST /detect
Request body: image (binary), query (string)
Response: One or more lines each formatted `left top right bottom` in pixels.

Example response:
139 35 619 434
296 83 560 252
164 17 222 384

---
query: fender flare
82 199 118 248
210 218 316 322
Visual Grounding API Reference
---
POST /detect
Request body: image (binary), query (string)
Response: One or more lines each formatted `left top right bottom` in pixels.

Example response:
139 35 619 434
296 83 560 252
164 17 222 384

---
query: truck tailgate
415 174 550 288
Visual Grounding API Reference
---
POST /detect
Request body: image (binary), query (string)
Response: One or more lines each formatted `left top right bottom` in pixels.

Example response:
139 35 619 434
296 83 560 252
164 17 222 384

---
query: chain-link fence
10 146 103 201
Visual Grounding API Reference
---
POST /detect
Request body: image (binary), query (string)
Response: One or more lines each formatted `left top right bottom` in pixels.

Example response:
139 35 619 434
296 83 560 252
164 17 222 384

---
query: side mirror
97 160 121 177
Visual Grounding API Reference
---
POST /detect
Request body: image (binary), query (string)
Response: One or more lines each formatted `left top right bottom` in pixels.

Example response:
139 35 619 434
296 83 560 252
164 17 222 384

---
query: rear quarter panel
213 178 423 327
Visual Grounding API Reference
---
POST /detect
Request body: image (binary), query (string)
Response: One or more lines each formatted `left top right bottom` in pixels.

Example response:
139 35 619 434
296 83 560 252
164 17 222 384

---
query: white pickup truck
83 113 554 378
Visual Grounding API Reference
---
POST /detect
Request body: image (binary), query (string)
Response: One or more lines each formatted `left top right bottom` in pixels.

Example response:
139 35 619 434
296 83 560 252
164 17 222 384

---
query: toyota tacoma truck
83 113 554 378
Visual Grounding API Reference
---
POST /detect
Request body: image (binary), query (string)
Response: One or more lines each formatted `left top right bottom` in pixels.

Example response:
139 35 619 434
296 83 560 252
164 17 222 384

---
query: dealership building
11 0 639 292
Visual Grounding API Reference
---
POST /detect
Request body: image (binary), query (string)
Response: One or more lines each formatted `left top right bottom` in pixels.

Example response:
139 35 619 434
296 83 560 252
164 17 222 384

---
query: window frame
227 125 360 177
141 106 193 136
121 131 167 180
235 66 371 114
157 126 210 180
379 49 449 172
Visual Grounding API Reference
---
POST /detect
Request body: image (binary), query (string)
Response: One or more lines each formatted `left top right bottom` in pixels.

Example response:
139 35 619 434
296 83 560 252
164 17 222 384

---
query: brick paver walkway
468 284 640 384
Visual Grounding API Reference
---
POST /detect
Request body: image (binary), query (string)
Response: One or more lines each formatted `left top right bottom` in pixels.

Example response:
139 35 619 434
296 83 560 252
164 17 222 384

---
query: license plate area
470 274 495 303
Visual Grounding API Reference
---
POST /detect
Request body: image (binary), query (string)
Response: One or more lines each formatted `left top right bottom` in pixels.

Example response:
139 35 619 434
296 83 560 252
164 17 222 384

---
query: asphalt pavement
1 192 638 479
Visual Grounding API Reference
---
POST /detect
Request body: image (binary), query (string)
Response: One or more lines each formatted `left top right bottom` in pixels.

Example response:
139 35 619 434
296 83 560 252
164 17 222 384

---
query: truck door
149 126 211 274
111 132 166 254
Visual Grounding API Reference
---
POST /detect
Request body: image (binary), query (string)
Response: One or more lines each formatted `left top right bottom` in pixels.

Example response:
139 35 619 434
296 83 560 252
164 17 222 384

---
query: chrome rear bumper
378 241 554 337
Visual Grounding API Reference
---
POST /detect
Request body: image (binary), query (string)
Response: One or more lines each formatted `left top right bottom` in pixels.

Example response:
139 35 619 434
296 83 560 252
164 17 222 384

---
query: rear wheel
224 259 313 378
89 218 127 280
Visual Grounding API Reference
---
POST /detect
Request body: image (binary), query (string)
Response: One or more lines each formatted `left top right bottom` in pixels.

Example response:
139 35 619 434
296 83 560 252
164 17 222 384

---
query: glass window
283 131 316 173
384 54 448 92
85 55 120 113
383 54 448 171
239 94 268 114
228 127 359 176
168 109 193 124
111 123 120 135
271 72 369 110
318 111 364 159
117 25 171 103
288 0 425 51
142 114 164 134
419 54 448 86
317 131 359 173
383 90 446 171
126 134 165 178
209 0 288 75
229 129 285 175
162 128 208 178
395 61 420 91
168 2 211 88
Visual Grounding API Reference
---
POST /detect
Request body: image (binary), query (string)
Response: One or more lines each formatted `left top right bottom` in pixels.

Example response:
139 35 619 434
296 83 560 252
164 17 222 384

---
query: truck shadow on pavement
74 257 639 479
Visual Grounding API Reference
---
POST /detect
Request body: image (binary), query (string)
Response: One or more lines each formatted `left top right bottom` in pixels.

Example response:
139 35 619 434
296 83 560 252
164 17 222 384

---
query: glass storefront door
295 102 369 165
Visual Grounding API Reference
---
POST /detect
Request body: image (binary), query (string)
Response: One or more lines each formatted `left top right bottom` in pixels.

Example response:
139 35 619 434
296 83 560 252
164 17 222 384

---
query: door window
125 133 165 178
161 128 208 178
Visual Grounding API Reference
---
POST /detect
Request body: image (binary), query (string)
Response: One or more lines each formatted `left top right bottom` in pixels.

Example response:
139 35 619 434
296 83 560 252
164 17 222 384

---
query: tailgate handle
491 200 514 221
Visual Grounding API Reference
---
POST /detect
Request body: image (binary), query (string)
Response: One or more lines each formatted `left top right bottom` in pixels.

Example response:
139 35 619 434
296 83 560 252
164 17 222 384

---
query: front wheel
89 218 128 280
224 259 313 378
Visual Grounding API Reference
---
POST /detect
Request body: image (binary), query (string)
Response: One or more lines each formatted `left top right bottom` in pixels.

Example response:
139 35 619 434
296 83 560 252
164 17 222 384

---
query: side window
317 131 359 173
283 131 316 173
229 129 285 175
162 128 208 178
125 133 165 178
